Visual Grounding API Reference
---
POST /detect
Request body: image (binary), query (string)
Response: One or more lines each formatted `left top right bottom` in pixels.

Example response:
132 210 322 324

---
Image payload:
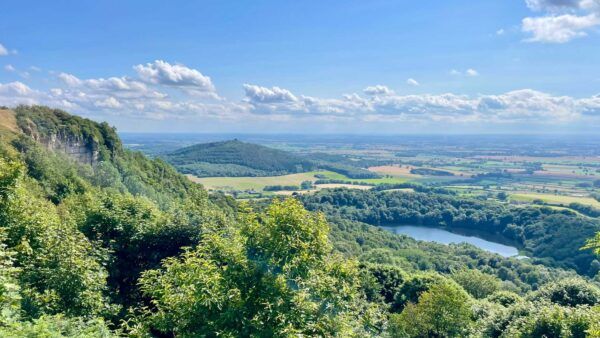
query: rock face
14 106 123 166
39 133 99 165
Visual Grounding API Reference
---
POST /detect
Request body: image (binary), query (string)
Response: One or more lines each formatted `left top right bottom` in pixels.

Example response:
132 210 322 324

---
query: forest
0 106 600 337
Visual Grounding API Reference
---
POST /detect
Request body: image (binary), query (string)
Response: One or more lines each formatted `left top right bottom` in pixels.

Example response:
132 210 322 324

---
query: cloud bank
1 60 599 131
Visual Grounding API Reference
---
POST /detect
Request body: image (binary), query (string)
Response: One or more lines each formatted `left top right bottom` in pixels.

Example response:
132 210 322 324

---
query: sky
1 0 600 134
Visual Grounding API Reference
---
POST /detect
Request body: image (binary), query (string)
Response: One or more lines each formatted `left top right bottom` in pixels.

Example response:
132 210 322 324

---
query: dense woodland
301 189 600 276
162 139 380 179
163 139 316 177
0 106 599 337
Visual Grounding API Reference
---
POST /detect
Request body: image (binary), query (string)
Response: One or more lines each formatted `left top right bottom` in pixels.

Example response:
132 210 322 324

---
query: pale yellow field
316 183 372 190
510 192 600 208
368 165 420 177
188 171 327 191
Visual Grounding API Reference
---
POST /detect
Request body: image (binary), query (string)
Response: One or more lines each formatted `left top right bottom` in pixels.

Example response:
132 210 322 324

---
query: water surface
382 225 519 257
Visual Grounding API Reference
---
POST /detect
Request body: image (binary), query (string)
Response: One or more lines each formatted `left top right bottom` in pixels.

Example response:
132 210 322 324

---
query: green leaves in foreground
136 199 383 337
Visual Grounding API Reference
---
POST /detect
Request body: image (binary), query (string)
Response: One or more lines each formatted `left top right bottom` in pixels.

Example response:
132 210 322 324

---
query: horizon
2 1 600 134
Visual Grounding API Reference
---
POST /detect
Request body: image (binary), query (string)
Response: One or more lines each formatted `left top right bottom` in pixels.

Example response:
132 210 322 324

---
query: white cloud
522 0 600 42
496 28 505 35
4 64 15 72
450 69 479 76
243 83 596 125
466 69 479 77
243 84 298 103
30 66 42 72
0 44 7 56
134 60 216 94
0 81 49 106
364 85 394 95
406 78 420 86
522 13 600 42
94 97 122 109
1 61 600 128
58 72 82 86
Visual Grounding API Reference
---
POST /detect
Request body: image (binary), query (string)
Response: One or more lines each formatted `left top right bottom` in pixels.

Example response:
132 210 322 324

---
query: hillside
0 106 599 336
163 139 316 177
163 139 381 179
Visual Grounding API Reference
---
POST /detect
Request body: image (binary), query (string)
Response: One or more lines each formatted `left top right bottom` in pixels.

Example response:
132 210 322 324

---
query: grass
188 171 338 191
188 169 409 192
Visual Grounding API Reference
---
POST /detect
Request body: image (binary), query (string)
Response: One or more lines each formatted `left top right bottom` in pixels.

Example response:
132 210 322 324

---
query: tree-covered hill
162 139 381 179
163 139 317 177
0 105 599 337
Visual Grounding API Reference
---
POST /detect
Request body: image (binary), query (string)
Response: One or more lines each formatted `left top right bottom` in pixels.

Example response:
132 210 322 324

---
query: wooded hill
163 139 316 177
163 138 380 179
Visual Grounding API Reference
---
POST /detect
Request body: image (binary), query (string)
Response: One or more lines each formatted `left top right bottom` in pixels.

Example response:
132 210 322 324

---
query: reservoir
382 225 520 257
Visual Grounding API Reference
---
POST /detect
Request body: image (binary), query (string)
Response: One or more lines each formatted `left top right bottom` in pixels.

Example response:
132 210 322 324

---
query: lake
382 225 520 257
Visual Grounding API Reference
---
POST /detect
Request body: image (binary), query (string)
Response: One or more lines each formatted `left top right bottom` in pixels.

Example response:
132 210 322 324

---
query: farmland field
510 193 600 208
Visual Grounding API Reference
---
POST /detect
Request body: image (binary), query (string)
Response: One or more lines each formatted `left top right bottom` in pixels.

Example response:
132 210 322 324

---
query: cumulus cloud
4 64 15 72
243 83 597 124
364 85 394 96
406 78 420 86
134 60 216 95
522 14 600 42
522 0 600 43
0 81 50 106
1 61 600 128
0 44 8 56
243 84 298 103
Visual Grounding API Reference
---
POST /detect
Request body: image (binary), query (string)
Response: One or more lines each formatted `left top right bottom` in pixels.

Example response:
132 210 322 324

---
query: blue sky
1 0 600 133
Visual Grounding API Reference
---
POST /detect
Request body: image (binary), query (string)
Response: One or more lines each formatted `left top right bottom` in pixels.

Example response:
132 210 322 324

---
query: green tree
451 268 502 299
137 199 383 337
0 157 109 318
531 278 600 307
388 280 473 338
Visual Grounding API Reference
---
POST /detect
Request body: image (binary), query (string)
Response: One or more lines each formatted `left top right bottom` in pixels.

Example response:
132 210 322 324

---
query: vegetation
1 106 600 337
410 168 454 176
301 188 600 275
164 139 316 177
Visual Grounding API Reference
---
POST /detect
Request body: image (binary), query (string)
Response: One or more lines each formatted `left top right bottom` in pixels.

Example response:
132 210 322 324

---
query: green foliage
302 188 600 275
451 268 502 299
0 229 20 326
164 139 316 177
3 106 600 337
409 168 454 176
530 277 600 307
0 157 110 318
263 184 300 191
0 315 116 337
501 304 600 338
486 290 523 307
137 199 382 337
388 280 473 338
